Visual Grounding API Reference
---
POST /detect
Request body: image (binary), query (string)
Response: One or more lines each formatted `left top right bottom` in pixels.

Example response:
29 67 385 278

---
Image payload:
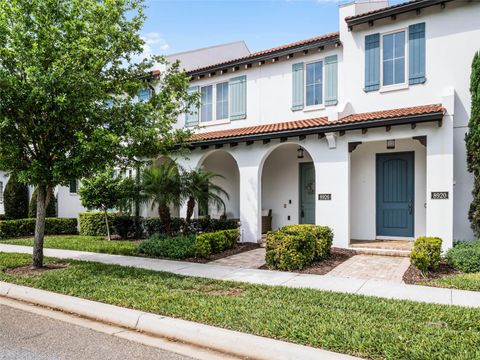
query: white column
176 153 203 220
313 138 350 248
238 164 261 243
426 119 454 250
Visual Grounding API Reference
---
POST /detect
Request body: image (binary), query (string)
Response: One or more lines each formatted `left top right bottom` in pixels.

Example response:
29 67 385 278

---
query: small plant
446 240 480 273
410 236 442 274
138 234 196 259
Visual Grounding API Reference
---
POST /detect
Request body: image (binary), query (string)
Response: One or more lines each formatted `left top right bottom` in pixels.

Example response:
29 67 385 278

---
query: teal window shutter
409 23 426 85
324 55 338 106
229 75 247 120
185 86 199 127
292 62 304 111
365 33 380 92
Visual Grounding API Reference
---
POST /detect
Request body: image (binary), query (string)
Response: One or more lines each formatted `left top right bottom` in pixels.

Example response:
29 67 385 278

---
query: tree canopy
0 0 196 266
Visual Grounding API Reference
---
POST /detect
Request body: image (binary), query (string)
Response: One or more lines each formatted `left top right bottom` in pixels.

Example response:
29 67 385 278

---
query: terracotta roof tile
191 104 445 142
193 117 329 141
331 104 445 124
187 32 339 75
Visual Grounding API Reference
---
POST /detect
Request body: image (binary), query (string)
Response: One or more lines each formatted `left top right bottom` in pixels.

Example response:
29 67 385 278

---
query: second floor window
69 180 78 194
201 85 213 122
216 82 229 120
306 61 323 106
382 31 406 86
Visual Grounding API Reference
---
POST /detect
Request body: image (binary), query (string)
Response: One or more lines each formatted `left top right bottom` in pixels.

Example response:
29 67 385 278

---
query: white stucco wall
200 150 240 219
57 185 86 218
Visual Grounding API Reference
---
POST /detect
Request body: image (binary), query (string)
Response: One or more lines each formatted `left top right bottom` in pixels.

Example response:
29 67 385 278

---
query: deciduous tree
0 0 195 267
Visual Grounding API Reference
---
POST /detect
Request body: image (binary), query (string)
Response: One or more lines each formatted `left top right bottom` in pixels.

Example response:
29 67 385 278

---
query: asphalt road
0 304 194 360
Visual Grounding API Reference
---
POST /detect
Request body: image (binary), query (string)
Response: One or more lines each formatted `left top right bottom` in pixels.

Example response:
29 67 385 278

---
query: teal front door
299 162 315 224
376 152 414 237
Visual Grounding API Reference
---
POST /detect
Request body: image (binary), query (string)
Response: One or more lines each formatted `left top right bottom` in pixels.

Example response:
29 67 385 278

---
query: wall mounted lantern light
297 147 304 159
386 139 396 149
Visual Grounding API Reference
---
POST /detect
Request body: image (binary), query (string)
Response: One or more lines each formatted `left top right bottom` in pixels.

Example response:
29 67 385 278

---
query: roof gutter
189 112 444 147
346 0 453 28
186 36 340 77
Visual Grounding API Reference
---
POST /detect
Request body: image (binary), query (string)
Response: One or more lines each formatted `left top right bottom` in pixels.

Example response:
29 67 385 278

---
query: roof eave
189 112 444 147
186 36 341 78
346 0 453 28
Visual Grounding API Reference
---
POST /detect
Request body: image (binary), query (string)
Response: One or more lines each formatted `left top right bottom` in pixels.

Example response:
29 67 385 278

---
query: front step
348 247 411 257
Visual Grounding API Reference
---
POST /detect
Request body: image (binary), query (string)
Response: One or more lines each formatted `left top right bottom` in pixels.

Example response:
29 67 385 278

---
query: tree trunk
32 184 47 268
186 197 195 224
104 208 111 241
158 205 172 236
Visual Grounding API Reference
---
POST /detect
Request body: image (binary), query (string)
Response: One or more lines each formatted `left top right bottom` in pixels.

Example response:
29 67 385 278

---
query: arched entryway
197 150 240 220
260 143 315 232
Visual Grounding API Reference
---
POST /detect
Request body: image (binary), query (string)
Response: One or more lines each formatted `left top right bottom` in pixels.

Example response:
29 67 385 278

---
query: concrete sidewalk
1 244 480 307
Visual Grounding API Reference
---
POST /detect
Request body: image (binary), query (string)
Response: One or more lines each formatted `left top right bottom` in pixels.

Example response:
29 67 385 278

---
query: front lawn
1 236 138 256
1 252 480 359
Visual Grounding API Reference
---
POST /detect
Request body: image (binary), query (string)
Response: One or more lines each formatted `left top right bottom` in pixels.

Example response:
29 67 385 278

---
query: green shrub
79 212 140 239
138 234 196 259
0 218 77 239
142 217 185 237
280 224 333 260
3 177 29 219
265 224 333 271
446 240 480 273
79 212 112 236
29 187 56 218
194 229 239 258
410 237 443 273
142 217 239 238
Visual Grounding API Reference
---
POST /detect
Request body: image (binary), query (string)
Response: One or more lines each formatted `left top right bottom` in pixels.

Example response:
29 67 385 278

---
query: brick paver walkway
210 248 266 268
327 255 411 283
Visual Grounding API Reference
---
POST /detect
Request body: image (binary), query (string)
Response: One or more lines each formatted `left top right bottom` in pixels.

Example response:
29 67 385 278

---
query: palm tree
183 167 229 225
141 160 182 235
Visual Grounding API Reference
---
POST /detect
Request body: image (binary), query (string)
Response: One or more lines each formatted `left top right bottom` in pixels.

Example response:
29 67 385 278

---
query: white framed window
305 61 323 107
200 85 213 122
381 30 407 88
216 82 229 120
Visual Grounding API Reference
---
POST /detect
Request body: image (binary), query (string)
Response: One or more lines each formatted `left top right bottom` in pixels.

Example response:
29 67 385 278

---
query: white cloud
132 32 170 64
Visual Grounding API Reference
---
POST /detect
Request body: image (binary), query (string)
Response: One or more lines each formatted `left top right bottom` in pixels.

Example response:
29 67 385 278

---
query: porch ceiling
189 104 445 148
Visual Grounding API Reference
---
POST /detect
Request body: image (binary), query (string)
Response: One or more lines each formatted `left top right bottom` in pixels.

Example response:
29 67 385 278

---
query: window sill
379 83 409 93
199 119 231 127
303 105 325 113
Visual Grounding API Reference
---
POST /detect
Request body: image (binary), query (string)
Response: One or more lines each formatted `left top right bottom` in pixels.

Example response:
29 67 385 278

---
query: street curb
0 281 358 360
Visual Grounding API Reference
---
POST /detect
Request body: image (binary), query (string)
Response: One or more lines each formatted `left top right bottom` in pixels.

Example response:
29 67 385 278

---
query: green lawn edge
1 252 480 360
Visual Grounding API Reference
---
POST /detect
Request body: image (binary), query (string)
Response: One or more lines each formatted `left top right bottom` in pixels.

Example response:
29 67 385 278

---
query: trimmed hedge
265 224 334 271
0 218 77 239
410 236 443 273
195 229 239 258
138 234 196 259
79 212 239 239
446 240 480 273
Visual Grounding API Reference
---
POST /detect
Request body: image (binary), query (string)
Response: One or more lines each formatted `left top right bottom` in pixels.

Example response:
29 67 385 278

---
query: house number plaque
431 192 449 200
318 193 332 201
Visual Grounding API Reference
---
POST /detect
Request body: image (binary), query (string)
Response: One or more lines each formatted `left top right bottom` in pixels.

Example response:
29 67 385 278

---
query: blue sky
140 0 403 56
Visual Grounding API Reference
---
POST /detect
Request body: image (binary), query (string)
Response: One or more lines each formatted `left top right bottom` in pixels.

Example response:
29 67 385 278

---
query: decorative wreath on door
305 181 315 194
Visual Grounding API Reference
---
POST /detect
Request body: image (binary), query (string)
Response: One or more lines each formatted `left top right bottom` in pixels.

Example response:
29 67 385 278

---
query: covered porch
179 103 454 250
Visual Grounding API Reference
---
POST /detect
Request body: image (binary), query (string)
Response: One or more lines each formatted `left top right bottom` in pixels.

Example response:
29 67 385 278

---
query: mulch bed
403 262 458 285
4 262 70 276
186 242 261 264
260 247 356 275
